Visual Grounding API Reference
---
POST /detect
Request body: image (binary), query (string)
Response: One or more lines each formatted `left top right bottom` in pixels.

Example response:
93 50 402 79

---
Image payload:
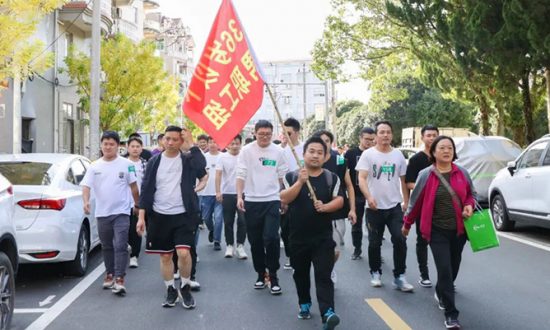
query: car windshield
0 162 57 185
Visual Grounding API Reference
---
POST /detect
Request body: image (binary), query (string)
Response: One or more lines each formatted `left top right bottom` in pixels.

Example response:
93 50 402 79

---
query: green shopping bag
464 208 500 252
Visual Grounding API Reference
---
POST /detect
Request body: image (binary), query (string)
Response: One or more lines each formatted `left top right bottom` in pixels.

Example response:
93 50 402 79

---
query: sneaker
445 317 461 329
162 285 179 307
208 230 214 243
280 239 285 248
254 273 267 289
298 303 312 320
434 292 445 310
189 279 201 292
174 270 180 280
197 256 200 263
214 242 221 251
322 308 340 330
180 284 196 309
235 244 248 259
393 274 414 292
351 249 362 260
129 257 139 268
370 272 382 287
102 274 114 289
418 277 432 288
111 277 126 295
283 258 292 270
269 275 282 295
225 245 234 258
331 270 337 284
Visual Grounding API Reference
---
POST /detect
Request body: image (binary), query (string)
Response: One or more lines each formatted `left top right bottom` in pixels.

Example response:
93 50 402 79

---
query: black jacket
139 147 206 218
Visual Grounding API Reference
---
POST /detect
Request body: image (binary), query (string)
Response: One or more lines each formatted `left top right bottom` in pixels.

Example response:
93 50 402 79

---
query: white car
0 154 100 276
488 135 550 231
0 173 17 329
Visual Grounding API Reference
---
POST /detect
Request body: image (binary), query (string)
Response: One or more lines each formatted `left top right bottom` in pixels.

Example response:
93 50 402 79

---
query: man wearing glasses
344 127 376 260
237 120 289 295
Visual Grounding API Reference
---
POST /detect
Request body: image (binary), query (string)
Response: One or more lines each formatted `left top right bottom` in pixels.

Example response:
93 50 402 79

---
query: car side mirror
507 161 516 176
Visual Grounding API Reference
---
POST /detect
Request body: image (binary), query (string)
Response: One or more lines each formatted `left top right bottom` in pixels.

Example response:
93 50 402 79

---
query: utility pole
90 0 101 160
324 81 329 130
12 72 21 154
302 62 307 136
331 79 337 146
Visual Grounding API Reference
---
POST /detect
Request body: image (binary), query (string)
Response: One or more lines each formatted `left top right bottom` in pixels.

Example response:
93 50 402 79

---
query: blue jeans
201 196 223 243
97 214 130 278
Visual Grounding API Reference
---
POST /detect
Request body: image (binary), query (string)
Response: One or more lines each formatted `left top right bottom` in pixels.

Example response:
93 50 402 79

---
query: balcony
142 0 160 11
59 0 113 34
115 19 142 42
143 19 161 39
112 0 134 6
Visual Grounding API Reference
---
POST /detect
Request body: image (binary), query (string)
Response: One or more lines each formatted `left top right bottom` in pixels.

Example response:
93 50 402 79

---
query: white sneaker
189 279 201 292
283 258 292 270
371 272 382 287
129 257 138 268
331 270 337 284
225 245 234 258
393 274 414 292
235 244 248 259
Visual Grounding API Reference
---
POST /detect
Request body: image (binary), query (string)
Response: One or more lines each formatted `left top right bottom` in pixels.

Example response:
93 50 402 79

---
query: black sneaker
214 242 221 251
322 308 340 329
180 284 196 309
351 249 362 260
269 275 282 295
162 286 179 308
418 277 433 288
208 230 214 243
254 273 267 289
445 317 461 329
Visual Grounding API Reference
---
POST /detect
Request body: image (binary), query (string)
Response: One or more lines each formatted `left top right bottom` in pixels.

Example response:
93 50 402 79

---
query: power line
28 0 94 66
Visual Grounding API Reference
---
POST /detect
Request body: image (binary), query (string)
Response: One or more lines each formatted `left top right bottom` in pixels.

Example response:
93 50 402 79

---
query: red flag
183 0 264 149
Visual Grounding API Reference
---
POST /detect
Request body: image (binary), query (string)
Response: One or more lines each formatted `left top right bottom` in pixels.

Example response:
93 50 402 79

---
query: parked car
399 147 420 163
0 154 100 276
0 173 17 330
454 136 522 205
488 135 550 231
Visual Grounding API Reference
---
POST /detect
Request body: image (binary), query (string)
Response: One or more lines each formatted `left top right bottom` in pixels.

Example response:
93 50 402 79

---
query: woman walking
401 136 475 329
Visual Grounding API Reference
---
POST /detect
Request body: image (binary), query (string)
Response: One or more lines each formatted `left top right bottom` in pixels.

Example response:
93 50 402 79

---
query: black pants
367 204 407 277
351 198 366 251
244 201 281 276
222 194 247 245
129 210 142 258
280 212 291 258
430 227 467 319
290 238 335 316
416 218 430 279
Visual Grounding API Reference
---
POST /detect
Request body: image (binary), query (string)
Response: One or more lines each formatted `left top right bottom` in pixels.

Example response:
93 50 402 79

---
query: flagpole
265 83 318 202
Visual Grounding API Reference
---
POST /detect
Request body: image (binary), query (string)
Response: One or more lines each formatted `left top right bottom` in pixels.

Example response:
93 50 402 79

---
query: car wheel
66 225 89 277
491 194 515 231
0 252 14 330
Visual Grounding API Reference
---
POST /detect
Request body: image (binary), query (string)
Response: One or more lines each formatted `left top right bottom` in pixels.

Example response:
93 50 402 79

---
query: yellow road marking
366 298 412 330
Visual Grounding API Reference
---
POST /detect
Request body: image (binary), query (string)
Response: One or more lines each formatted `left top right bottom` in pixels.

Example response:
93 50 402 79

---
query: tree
64 34 179 135
0 0 66 81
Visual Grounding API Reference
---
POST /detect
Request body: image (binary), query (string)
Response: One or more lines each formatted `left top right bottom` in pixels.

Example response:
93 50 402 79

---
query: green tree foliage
64 34 179 135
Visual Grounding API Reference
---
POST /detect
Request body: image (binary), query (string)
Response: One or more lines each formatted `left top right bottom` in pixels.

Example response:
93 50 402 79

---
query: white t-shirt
153 153 185 214
282 142 304 172
355 147 407 210
236 142 289 202
199 152 221 196
80 156 137 218
218 152 238 194
129 158 146 193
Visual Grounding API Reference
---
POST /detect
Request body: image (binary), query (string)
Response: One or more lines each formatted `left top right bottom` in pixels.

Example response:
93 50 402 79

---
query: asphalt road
13 221 550 330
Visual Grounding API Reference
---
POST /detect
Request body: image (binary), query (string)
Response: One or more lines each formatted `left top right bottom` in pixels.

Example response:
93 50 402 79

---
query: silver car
0 154 100 276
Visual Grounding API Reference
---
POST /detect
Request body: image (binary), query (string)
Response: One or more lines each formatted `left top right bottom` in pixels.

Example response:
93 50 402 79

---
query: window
63 103 74 119
65 33 73 57
0 162 57 185
542 147 550 166
517 142 548 169
67 160 86 185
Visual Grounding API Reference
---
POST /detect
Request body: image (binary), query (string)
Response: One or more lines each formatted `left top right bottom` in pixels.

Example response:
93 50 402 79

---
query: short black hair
127 136 143 146
101 131 120 144
207 136 214 142
303 136 327 155
374 121 393 134
165 125 182 133
157 133 165 140
312 129 334 144
283 117 300 131
128 132 141 139
255 120 273 132
421 125 439 136
233 135 242 143
429 135 458 162
360 127 375 135
245 137 254 144
197 134 208 141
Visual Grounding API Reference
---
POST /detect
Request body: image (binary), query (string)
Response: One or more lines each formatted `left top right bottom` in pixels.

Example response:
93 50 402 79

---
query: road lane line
14 309 48 314
497 232 550 252
25 263 105 330
366 298 412 330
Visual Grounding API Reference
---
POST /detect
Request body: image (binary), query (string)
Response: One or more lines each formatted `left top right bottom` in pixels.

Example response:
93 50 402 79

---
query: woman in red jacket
401 136 475 329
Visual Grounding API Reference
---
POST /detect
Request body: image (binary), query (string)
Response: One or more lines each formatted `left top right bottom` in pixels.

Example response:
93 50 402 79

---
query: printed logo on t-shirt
336 155 345 165
259 157 277 167
128 165 136 173
118 172 125 179
372 162 396 181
